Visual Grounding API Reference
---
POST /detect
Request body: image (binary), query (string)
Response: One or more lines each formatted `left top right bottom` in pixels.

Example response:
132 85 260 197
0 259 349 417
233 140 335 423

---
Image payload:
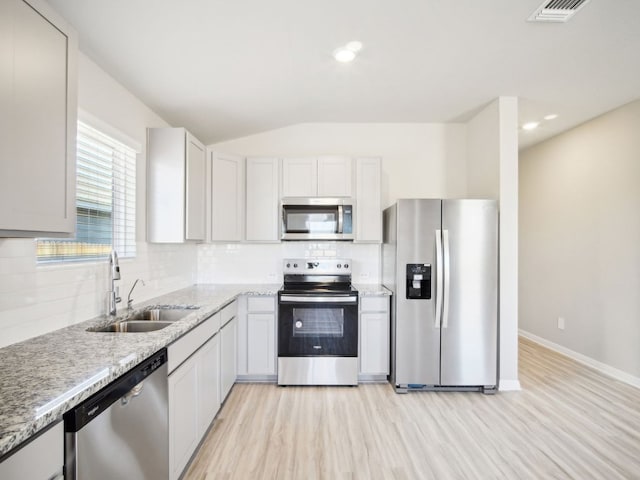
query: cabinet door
0 0 77 236
169 354 199 480
0 421 63 480
246 157 280 241
197 334 220 438
247 313 276 375
360 312 390 375
355 157 382 242
318 156 353 197
147 128 187 243
220 317 238 402
210 152 244 241
185 132 206 241
282 158 317 197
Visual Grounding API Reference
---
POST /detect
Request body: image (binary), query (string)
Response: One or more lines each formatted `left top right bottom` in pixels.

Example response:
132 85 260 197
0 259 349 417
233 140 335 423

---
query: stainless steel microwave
281 197 355 241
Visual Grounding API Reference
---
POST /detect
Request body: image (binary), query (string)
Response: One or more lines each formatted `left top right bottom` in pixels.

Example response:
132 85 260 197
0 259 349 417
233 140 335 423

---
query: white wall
0 54 197 348
520 99 640 381
466 101 500 198
466 97 520 390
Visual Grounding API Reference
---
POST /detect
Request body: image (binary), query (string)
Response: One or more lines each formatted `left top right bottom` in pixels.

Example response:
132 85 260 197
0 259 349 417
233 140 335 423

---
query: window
37 121 137 263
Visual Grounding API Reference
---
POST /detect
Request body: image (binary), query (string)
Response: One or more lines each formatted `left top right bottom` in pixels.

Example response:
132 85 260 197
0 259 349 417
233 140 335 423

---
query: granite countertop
0 283 279 458
353 284 392 296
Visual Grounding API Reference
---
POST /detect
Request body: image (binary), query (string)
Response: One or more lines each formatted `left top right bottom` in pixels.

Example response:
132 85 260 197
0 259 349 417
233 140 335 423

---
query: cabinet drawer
168 314 218 374
220 301 237 327
361 296 389 312
247 296 275 312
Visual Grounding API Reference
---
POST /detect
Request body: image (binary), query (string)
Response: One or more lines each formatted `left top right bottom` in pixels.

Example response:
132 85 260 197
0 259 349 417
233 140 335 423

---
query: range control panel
283 258 352 275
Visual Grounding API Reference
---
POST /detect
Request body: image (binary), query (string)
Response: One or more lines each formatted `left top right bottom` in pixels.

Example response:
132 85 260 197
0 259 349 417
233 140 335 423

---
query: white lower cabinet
0 422 63 480
359 295 390 379
237 295 277 381
167 302 237 480
168 352 199 480
197 334 221 438
247 313 276 374
169 332 221 480
220 315 238 403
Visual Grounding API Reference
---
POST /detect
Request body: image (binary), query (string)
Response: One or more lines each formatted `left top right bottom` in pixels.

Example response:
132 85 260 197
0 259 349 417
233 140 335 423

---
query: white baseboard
519 329 640 390
498 379 522 391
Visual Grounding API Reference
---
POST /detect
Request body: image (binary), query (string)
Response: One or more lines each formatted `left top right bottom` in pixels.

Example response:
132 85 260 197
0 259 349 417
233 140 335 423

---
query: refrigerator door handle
442 229 451 328
435 230 443 328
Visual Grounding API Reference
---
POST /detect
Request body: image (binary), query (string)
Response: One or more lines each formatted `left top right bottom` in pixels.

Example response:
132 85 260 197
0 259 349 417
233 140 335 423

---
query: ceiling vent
528 0 591 23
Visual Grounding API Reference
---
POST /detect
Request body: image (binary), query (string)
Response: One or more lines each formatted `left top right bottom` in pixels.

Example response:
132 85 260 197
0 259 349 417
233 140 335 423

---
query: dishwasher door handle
121 380 145 405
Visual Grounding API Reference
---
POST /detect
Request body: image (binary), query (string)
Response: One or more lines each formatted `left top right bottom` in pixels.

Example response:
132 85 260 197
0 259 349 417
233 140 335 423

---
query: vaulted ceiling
47 0 640 149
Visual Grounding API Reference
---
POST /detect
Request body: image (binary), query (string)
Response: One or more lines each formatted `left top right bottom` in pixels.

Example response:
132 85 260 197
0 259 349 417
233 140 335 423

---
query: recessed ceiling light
543 114 558 120
334 48 356 63
522 122 539 131
333 41 363 63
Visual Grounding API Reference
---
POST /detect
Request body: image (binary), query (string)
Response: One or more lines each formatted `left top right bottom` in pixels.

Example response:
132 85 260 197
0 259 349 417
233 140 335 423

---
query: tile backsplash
0 238 380 348
197 242 381 284
0 239 197 348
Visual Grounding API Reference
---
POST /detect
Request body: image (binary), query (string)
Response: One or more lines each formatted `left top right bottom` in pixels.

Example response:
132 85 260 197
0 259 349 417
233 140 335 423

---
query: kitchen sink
88 306 199 333
126 308 197 322
93 320 174 333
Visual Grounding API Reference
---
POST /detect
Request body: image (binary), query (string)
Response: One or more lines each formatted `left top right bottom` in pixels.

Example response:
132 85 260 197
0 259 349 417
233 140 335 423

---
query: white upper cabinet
185 134 206 240
147 128 206 242
355 157 382 242
208 152 244 242
0 0 77 237
317 156 353 197
281 157 317 197
246 157 280 242
282 156 353 198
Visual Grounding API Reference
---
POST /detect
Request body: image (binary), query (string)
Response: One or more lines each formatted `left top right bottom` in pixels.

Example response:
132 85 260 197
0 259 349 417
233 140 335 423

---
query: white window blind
37 121 137 263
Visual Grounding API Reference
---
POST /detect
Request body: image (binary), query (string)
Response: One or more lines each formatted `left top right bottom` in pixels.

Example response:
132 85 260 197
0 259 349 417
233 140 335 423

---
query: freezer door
440 199 498 386
394 199 441 387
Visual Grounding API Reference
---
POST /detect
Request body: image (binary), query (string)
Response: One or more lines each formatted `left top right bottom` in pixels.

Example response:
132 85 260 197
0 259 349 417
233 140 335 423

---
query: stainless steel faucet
108 251 121 315
127 278 146 310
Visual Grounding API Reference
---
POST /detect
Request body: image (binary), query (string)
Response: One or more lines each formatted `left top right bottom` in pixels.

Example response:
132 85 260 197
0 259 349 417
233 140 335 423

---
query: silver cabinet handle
435 230 443 329
442 229 451 329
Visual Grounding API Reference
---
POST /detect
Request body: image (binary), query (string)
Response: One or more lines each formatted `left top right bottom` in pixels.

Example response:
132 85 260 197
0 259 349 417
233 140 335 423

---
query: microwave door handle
337 205 344 233
281 206 287 236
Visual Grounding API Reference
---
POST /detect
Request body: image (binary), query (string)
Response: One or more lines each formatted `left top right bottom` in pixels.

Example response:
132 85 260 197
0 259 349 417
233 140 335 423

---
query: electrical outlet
557 317 565 330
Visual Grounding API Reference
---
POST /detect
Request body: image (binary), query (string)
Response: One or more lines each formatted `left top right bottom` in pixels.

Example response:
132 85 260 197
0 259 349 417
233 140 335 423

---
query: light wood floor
184 338 640 479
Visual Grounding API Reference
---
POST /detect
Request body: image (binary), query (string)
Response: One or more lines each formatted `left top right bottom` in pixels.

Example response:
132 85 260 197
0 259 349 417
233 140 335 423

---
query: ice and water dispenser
406 264 431 299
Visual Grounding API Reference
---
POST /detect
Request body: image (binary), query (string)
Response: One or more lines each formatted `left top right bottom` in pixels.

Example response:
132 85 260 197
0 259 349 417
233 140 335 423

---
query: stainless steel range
278 258 359 386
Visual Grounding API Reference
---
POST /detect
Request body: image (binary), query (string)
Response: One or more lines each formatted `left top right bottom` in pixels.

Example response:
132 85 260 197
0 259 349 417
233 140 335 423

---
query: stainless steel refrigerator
382 199 498 394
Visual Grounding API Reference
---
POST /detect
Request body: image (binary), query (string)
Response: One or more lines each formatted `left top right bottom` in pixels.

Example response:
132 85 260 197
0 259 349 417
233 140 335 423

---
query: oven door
278 294 358 356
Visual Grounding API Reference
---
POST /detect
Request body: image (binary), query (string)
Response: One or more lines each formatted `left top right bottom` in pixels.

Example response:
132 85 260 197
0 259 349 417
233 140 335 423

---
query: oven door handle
337 205 344 233
280 295 358 304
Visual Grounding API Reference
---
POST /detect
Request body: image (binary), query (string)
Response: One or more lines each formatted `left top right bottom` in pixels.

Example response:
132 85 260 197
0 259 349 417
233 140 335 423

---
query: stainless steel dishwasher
64 349 169 480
